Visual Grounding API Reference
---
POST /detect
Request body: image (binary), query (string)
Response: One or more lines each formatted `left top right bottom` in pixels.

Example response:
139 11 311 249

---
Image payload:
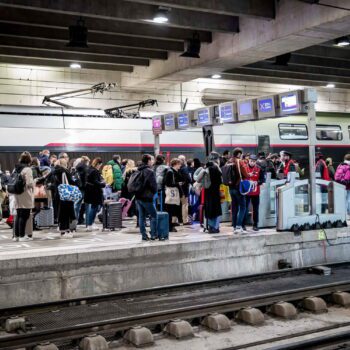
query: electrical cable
317 2 350 12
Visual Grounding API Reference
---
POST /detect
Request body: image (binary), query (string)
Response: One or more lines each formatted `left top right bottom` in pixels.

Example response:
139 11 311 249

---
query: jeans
229 188 247 228
347 190 350 216
208 216 221 230
87 204 101 226
74 190 85 222
245 196 260 227
14 208 31 238
136 200 158 239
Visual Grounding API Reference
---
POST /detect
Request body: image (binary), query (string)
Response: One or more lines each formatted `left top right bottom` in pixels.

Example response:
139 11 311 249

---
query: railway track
1 262 350 350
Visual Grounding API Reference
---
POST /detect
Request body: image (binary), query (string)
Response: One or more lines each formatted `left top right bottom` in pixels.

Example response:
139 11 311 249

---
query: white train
0 105 349 170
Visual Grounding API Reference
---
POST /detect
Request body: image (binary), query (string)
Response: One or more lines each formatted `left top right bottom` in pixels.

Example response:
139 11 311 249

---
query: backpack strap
237 159 242 180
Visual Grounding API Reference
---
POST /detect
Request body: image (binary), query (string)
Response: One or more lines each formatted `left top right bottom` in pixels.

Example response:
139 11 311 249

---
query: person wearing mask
326 157 335 180
178 155 191 225
164 158 183 233
85 157 105 232
133 154 157 241
12 152 34 241
74 156 90 224
205 152 223 233
335 154 350 216
277 151 296 179
228 148 249 234
315 152 331 180
245 155 265 232
105 155 123 193
51 158 76 237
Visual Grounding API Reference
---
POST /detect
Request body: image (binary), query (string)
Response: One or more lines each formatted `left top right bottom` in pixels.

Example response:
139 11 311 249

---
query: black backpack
222 164 235 186
7 169 26 195
127 170 144 194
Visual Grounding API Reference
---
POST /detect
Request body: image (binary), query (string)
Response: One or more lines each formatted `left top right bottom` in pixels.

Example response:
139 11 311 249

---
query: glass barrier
270 184 285 215
295 184 310 216
316 183 332 214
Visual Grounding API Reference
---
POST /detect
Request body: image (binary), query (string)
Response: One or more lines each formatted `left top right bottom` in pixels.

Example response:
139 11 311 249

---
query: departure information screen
197 108 210 124
258 98 273 113
238 101 253 116
177 112 190 128
220 103 235 122
164 114 175 130
152 117 162 134
280 93 299 114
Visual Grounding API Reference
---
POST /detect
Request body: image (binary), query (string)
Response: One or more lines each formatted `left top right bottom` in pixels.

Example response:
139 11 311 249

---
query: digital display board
194 107 212 126
164 113 175 131
279 91 300 115
176 111 190 129
219 102 236 123
237 99 256 121
257 96 276 119
152 116 162 135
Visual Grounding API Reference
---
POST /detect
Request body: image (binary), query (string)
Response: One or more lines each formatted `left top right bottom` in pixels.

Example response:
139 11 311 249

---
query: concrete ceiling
0 0 274 72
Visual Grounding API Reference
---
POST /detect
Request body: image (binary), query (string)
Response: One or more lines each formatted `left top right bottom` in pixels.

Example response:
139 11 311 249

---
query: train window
278 123 308 140
316 125 342 141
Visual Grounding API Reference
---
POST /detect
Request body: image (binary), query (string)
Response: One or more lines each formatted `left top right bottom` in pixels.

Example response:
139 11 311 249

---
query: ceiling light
211 74 222 79
67 17 88 48
325 83 335 88
153 8 169 23
180 33 201 58
70 63 81 69
334 36 350 47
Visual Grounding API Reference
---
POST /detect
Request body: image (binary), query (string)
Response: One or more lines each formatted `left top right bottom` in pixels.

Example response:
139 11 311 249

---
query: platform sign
164 113 176 131
257 95 276 119
219 102 237 123
194 107 212 126
279 91 301 115
152 115 162 135
176 111 191 129
237 99 256 121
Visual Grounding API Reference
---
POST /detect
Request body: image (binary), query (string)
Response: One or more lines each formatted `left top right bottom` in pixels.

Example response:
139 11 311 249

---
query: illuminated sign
152 116 162 134
177 111 190 129
280 92 300 114
257 96 276 119
164 114 175 130
197 108 210 125
237 99 256 121
219 102 236 123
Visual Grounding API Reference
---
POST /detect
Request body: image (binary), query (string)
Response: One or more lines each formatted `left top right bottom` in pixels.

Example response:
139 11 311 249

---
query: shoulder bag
58 172 82 202
237 160 255 195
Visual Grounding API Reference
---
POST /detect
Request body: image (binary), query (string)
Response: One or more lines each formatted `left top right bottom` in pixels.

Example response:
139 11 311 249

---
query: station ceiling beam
0 0 239 33
295 45 350 61
0 35 168 60
0 47 150 67
0 22 184 52
123 0 275 19
0 6 212 43
0 56 133 72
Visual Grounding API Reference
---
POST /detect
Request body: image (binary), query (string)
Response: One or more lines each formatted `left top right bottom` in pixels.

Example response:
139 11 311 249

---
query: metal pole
154 134 160 156
308 101 317 215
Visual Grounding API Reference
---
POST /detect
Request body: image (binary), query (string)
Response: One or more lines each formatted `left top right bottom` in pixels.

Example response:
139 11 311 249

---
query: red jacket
316 159 331 181
246 164 261 196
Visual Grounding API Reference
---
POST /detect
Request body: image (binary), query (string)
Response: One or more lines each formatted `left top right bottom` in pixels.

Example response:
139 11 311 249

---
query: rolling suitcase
102 200 122 231
119 197 134 218
34 207 54 228
157 212 169 239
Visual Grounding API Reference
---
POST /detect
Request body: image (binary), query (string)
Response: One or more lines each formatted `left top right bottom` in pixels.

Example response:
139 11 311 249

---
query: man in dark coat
178 155 191 225
205 152 223 234
134 154 158 241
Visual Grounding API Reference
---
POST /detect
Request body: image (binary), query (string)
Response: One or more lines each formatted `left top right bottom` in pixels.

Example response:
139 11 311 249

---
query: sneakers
170 227 177 232
253 226 259 232
234 226 247 234
18 235 31 242
86 225 99 232
142 237 150 241
61 231 74 238
12 237 18 242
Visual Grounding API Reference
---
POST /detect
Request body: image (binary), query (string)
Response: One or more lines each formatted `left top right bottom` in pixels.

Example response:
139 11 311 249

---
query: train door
257 135 271 155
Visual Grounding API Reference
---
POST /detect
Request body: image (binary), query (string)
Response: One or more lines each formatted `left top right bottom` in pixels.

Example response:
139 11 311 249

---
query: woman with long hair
85 157 105 231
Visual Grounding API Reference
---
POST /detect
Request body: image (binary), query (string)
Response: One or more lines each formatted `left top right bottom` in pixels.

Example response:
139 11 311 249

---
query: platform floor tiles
0 219 279 259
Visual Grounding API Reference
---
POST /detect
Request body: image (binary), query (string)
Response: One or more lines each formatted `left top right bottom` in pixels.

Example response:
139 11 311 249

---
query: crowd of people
0 148 349 242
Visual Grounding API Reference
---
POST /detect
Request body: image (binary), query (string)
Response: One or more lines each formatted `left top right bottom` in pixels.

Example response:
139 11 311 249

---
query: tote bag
58 172 82 202
165 186 180 205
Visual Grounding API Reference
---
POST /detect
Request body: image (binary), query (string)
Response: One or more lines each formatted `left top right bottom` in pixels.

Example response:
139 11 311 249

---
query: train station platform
0 219 349 309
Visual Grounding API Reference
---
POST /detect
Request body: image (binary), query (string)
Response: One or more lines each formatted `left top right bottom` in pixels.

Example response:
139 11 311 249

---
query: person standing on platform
277 151 296 179
13 152 34 242
228 148 249 234
51 158 76 238
335 154 350 216
326 157 335 180
154 155 168 211
164 158 183 233
38 149 50 168
85 157 105 232
245 155 264 232
130 154 158 241
178 155 191 226
220 150 231 167
74 156 90 224
315 152 331 180
204 152 223 233
106 155 123 194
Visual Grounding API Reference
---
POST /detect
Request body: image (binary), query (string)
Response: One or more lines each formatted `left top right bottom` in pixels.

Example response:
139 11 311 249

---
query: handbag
58 172 82 202
237 160 255 196
34 184 47 199
165 186 180 205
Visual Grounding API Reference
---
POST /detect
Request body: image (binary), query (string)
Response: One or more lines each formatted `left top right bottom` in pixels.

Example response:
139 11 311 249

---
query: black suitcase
102 201 122 231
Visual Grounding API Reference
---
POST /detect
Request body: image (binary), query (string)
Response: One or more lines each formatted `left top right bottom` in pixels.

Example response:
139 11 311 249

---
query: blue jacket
39 154 50 167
